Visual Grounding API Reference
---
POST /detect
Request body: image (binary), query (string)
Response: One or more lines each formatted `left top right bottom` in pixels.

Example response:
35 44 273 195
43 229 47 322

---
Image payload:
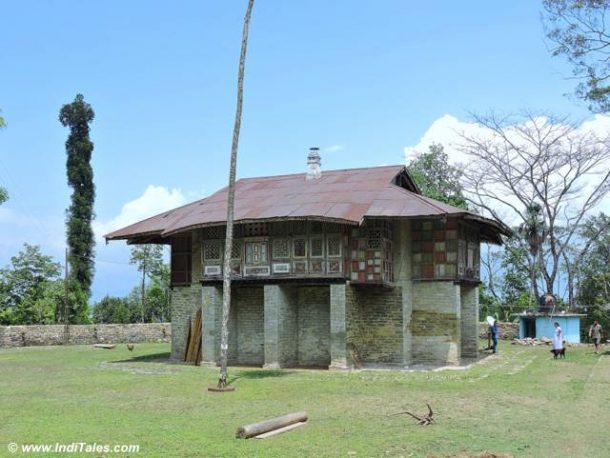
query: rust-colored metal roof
105 164 510 244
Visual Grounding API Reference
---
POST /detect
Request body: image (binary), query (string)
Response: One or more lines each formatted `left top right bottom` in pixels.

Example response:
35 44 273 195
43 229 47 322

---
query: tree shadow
228 369 294 384
108 352 172 364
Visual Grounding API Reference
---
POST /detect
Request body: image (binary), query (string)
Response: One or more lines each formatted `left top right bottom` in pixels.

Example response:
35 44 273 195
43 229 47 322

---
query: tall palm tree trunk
218 0 254 389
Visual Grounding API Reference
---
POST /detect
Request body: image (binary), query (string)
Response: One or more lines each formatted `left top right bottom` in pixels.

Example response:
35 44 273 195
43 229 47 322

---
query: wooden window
272 238 290 259
327 236 342 257
171 235 192 286
293 238 307 258
367 230 383 248
467 242 475 269
203 240 222 261
245 241 268 266
231 239 242 260
310 237 324 257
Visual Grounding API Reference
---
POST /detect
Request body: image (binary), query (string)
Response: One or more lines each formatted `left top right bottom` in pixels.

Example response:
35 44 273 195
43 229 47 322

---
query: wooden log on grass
236 411 308 439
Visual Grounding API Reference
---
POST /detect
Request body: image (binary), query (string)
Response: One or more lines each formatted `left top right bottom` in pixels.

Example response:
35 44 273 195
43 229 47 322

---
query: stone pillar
263 285 297 369
411 282 461 365
201 285 222 364
169 285 202 361
394 220 413 367
263 285 282 369
329 284 348 369
460 285 479 358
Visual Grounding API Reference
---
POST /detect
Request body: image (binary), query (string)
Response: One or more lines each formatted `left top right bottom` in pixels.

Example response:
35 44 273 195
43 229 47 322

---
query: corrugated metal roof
105 164 510 243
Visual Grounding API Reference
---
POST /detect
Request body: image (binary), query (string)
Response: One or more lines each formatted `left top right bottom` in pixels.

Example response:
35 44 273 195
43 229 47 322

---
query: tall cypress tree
59 94 95 322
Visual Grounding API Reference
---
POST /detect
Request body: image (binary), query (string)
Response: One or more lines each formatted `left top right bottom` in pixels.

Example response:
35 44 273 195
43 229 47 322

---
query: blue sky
0 1 597 301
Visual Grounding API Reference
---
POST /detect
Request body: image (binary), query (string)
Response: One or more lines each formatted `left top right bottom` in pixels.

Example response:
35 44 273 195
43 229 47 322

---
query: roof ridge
235 164 405 182
386 185 467 215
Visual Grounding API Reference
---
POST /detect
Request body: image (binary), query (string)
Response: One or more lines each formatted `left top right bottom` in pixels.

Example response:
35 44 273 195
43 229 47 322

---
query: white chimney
306 147 321 180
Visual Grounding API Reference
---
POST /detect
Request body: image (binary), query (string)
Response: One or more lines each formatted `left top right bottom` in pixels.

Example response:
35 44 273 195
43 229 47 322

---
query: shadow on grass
228 369 294 385
108 352 171 364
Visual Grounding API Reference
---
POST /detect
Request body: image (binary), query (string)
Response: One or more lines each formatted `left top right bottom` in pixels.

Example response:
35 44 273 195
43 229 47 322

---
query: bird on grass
127 344 135 352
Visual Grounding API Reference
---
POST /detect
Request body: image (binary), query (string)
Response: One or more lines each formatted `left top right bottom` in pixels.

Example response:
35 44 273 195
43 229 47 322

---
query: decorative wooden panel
411 218 463 281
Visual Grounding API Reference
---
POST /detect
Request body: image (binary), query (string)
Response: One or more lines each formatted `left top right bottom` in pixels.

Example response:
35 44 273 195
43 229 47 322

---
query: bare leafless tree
217 0 254 390
460 112 610 306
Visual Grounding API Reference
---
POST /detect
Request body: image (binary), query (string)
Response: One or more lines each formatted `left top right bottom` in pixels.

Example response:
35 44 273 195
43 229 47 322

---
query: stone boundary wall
0 323 171 348
478 322 518 340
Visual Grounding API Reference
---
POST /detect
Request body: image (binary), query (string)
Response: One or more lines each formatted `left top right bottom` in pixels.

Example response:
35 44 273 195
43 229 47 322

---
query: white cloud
404 114 487 166
94 185 187 238
404 113 610 223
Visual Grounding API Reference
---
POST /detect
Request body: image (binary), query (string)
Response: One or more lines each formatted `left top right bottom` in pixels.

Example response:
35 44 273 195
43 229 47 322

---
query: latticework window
231 240 242 259
243 222 268 237
293 239 307 258
310 238 324 257
327 236 342 257
367 230 382 249
202 226 224 239
203 241 222 261
272 239 290 259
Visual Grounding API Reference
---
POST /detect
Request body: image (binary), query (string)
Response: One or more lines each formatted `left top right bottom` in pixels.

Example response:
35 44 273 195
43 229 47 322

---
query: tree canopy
407 143 468 209
544 0 610 112
0 244 62 325
461 112 610 306
129 244 165 323
59 94 96 322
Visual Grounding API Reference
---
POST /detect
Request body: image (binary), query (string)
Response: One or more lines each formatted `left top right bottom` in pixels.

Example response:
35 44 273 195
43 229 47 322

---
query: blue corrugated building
518 313 585 343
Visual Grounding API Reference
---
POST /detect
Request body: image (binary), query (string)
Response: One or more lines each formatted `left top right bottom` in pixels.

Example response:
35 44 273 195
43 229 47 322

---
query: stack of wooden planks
184 309 202 364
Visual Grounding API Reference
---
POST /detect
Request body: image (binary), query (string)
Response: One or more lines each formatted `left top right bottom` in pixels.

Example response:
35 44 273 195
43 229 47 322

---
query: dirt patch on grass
98 361 180 375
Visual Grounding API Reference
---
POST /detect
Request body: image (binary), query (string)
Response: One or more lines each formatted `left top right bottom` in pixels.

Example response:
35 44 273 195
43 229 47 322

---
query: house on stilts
105 148 510 369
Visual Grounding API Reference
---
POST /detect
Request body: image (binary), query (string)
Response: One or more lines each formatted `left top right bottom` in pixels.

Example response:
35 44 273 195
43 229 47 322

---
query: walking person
489 319 499 354
552 322 564 357
589 320 603 354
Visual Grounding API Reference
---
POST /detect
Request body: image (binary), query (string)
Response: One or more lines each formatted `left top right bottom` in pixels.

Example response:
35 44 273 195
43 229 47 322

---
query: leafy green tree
129 244 164 323
93 296 131 324
544 0 610 112
0 244 62 325
407 143 468 209
497 234 535 318
149 263 170 322
478 283 500 321
59 94 96 322
577 213 610 306
518 203 547 300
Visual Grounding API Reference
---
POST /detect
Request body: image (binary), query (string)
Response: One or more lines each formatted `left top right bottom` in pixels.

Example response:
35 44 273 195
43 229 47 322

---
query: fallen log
253 421 306 439
236 411 308 439
93 344 116 349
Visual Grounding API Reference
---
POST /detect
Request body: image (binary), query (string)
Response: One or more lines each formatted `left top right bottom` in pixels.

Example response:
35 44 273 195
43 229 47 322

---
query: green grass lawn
1 342 608 458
